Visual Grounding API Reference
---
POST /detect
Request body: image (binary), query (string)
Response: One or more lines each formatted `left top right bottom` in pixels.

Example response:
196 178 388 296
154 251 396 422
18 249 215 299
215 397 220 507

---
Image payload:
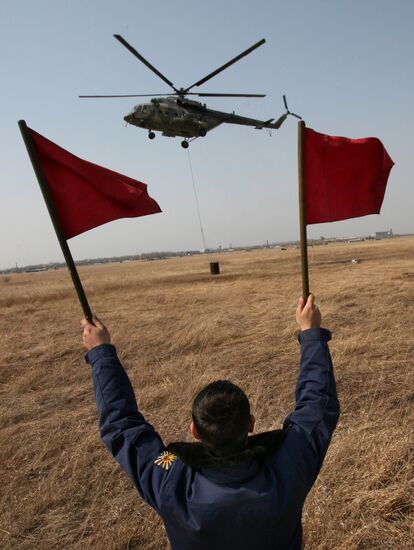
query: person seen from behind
81 294 339 549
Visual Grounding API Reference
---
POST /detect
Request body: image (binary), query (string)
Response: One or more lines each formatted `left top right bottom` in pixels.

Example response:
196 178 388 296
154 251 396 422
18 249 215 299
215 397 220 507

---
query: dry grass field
1 236 413 549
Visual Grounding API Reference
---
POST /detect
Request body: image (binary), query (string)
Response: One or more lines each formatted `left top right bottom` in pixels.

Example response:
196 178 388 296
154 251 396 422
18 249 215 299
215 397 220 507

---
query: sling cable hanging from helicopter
186 149 207 252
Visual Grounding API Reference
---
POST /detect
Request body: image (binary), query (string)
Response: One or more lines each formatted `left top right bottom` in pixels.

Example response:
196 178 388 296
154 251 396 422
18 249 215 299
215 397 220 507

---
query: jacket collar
167 429 285 470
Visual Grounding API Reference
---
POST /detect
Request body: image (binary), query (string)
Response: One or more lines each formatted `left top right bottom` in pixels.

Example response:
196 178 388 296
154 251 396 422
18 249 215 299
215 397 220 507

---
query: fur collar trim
167 429 285 469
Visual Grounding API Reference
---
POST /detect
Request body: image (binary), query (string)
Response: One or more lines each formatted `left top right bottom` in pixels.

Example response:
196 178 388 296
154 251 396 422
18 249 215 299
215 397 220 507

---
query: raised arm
282 295 340 487
82 317 170 511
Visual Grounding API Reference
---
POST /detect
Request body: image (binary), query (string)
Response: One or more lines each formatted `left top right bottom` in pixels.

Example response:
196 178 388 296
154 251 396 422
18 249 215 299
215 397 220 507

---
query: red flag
28 127 161 239
304 128 394 225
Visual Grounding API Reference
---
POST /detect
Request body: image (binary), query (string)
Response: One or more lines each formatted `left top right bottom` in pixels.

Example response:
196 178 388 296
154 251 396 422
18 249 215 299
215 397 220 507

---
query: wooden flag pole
18 120 94 323
297 120 310 299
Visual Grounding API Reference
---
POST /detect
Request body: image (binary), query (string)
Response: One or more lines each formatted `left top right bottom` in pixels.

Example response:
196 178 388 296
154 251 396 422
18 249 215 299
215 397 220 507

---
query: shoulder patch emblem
154 451 177 470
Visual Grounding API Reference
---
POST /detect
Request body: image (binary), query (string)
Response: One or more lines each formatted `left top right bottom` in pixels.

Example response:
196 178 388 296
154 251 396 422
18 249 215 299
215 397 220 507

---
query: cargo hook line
187 149 207 252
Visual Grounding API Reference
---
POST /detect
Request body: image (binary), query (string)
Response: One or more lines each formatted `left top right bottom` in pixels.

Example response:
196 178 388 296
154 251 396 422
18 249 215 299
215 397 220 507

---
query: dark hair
192 380 251 456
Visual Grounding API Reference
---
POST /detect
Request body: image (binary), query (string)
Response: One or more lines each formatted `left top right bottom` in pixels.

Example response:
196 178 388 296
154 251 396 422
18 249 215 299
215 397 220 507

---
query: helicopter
80 35 301 148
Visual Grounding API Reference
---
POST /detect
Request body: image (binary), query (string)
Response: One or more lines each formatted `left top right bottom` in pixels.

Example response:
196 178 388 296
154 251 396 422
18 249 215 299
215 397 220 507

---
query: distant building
375 229 393 239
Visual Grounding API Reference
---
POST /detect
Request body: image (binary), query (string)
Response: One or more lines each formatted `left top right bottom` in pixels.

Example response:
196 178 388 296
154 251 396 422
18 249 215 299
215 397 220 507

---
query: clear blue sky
1 0 413 269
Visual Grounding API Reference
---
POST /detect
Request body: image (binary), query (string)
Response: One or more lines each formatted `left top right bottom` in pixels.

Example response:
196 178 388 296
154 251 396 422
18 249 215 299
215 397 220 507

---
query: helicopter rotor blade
190 93 266 98
113 34 178 92
79 93 175 98
184 38 266 93
281 95 302 119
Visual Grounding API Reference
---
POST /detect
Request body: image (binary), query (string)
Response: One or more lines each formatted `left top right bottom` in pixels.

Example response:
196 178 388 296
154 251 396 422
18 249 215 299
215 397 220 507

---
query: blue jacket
86 328 339 550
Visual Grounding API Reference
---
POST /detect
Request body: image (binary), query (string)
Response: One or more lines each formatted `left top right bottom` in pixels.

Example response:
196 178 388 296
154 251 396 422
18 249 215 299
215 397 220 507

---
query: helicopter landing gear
148 131 156 140
181 136 200 148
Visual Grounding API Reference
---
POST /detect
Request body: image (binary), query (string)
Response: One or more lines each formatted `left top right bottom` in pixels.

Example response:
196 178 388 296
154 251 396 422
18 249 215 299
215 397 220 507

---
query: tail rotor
272 95 302 129
283 95 302 120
